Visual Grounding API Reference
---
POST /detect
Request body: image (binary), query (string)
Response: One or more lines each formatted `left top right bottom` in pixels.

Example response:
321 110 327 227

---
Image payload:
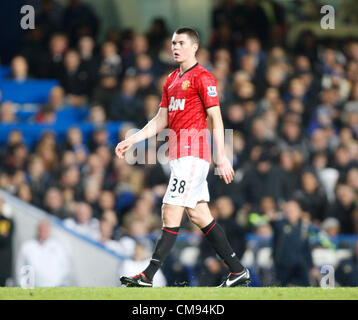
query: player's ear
193 42 199 54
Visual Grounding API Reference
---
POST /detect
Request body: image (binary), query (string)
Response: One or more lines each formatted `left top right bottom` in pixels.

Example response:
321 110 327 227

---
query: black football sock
201 219 245 273
143 226 180 281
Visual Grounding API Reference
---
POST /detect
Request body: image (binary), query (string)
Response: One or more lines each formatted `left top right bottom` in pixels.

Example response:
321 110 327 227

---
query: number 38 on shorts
163 156 210 209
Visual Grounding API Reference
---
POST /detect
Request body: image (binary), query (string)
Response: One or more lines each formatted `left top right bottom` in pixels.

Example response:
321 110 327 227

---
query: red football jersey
160 63 220 163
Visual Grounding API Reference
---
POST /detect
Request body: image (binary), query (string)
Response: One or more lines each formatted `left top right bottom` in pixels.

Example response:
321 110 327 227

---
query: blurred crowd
1 0 358 287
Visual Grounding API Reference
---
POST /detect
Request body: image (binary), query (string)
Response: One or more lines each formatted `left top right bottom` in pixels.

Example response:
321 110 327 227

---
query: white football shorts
162 156 210 209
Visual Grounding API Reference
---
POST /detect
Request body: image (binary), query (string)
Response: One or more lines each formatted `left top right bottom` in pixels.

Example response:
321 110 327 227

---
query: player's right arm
116 73 172 159
115 107 168 159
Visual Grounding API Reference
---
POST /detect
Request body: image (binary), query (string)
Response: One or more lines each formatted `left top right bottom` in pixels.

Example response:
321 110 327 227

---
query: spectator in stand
88 105 107 126
82 182 101 218
123 197 161 234
0 131 24 165
277 150 301 201
9 55 30 82
122 34 150 72
43 187 71 219
45 86 69 110
117 220 152 258
277 119 310 162
88 127 110 152
45 33 69 79
336 241 358 287
64 202 100 239
26 156 50 207
77 35 99 91
35 107 57 124
293 171 328 225
236 36 266 74
0 102 17 123
146 18 169 56
197 48 213 72
329 184 358 234
99 41 122 81
108 75 143 125
95 219 126 255
34 132 60 173
57 165 83 201
246 117 276 159
62 126 88 155
16 220 71 287
62 0 99 45
3 143 28 173
333 145 353 179
239 152 283 212
59 49 91 106
346 167 358 197
268 200 318 286
309 129 335 164
135 54 157 99
97 190 116 217
16 183 33 204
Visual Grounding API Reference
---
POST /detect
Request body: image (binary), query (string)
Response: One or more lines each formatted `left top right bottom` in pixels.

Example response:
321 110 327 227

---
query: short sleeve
197 72 220 109
159 76 170 108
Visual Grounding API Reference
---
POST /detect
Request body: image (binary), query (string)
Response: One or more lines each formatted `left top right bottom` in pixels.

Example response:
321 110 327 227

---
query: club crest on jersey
207 86 217 97
182 80 190 90
169 97 186 111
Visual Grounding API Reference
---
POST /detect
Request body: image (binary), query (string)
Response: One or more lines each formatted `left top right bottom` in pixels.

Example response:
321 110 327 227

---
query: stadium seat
0 79 58 103
0 66 10 79
0 121 123 149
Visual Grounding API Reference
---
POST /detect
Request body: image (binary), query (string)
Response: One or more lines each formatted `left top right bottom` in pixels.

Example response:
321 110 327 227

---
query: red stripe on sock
162 228 179 235
204 221 217 236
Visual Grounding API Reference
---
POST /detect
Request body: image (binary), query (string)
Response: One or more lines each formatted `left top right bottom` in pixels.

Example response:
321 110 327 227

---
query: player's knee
186 209 202 227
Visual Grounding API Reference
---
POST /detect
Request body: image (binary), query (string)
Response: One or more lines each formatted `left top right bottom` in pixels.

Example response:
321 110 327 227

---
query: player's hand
216 156 235 184
115 139 132 159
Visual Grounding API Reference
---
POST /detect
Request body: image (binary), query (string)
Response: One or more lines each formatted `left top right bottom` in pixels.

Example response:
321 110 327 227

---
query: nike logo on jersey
169 97 185 111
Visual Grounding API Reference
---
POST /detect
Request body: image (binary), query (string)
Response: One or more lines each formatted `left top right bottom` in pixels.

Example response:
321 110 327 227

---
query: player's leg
142 203 185 281
120 203 185 287
186 201 244 271
186 201 250 287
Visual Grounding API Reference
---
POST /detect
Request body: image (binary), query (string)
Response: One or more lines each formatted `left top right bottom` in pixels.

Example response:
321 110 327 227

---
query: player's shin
143 226 180 281
201 219 245 273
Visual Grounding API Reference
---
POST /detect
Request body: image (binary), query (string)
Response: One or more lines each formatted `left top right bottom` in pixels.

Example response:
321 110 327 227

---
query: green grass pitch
0 287 357 300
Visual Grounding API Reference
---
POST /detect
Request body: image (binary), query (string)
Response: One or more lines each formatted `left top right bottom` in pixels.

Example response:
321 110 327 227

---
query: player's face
171 33 198 63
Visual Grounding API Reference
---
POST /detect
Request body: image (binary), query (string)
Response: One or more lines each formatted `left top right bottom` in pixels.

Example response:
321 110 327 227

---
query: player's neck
179 58 198 75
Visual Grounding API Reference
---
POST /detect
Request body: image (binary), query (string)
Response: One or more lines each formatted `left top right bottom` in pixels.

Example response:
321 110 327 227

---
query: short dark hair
174 27 199 44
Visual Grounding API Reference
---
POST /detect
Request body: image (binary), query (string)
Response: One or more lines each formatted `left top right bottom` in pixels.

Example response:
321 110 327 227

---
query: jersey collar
179 62 199 78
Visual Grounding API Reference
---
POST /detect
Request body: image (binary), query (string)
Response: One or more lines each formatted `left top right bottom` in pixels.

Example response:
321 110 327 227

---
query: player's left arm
197 71 234 184
206 106 234 184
